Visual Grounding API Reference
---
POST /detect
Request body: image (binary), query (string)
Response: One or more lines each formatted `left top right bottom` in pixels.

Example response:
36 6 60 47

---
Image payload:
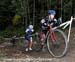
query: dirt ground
0 27 75 62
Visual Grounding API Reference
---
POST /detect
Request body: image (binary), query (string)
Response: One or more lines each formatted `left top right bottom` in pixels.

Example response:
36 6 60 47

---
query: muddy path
0 27 75 62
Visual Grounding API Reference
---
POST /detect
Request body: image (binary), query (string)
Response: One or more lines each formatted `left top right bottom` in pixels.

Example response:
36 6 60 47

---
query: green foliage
12 15 21 26
0 36 4 43
0 26 24 37
0 0 74 37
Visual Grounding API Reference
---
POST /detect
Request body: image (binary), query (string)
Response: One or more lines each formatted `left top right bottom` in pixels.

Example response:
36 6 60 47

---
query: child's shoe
29 48 32 51
25 48 28 52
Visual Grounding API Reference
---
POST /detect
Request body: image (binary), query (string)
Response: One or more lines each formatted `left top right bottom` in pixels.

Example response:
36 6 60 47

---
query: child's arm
31 29 34 32
25 29 29 33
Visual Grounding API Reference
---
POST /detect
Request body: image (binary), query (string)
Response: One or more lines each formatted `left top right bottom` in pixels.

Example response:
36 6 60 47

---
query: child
25 25 34 51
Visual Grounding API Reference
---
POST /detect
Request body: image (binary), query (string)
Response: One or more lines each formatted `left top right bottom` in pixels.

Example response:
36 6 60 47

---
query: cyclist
25 25 34 51
40 10 61 51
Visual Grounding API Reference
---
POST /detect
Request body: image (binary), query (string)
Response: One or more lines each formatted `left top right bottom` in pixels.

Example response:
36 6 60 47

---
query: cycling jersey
41 16 59 30
25 27 34 41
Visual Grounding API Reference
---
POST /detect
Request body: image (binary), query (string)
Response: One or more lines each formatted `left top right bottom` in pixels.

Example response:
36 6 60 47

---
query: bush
0 26 24 38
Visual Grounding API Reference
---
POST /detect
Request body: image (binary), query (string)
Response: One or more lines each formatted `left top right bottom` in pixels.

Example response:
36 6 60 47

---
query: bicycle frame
48 25 57 42
51 16 75 43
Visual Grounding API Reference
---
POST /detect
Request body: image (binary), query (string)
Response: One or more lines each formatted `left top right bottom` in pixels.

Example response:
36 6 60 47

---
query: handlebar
53 16 75 30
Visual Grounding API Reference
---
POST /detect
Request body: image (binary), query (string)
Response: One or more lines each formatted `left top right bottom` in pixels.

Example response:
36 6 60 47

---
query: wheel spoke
47 29 67 57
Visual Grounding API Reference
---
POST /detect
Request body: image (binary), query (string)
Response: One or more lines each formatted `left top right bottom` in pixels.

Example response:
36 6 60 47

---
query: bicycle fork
49 25 57 42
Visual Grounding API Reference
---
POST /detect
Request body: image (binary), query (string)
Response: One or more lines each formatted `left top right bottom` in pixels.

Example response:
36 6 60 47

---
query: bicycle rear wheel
47 29 68 57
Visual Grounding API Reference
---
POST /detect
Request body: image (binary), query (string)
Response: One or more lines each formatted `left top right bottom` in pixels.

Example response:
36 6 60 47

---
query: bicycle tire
47 29 68 58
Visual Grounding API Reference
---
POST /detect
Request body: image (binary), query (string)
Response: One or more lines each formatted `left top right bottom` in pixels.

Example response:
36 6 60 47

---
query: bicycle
33 16 75 58
17 16 75 57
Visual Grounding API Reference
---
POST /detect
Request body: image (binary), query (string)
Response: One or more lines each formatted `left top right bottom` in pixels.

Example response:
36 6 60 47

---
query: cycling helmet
48 10 56 15
29 25 33 29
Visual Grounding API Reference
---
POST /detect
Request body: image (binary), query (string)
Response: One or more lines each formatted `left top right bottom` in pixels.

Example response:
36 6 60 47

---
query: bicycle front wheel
47 29 68 57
